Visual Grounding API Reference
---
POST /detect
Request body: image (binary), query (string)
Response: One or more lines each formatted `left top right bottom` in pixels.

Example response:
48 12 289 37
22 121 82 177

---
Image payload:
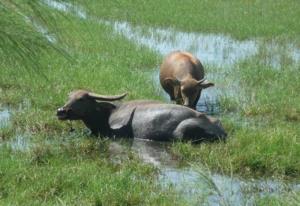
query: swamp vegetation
0 0 299 205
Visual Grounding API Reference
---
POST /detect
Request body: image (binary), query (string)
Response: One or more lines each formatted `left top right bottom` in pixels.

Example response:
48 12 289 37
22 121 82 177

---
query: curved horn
197 79 214 88
88 92 127 101
196 78 206 84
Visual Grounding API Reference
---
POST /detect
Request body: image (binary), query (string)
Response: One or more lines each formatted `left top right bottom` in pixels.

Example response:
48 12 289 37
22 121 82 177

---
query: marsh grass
254 192 300 206
1 0 300 205
172 123 299 177
170 39 300 178
82 0 300 41
0 2 181 204
0 139 188 206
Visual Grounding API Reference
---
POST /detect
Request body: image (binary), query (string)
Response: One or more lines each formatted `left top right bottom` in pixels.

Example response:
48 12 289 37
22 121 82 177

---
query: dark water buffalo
57 90 227 142
160 51 214 109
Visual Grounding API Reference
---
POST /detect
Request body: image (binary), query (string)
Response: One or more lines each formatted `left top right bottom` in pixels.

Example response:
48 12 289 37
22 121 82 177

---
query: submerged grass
172 124 299 177
172 58 300 178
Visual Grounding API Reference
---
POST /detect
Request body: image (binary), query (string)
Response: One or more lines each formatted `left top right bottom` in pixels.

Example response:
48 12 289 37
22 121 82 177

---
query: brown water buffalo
57 90 227 142
160 51 214 109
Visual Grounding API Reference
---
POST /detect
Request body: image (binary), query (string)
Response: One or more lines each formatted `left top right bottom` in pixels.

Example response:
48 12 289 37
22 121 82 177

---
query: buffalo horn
196 78 206 84
88 92 127 101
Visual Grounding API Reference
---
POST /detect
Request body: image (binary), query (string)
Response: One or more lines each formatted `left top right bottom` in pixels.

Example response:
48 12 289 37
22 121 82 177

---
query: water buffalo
57 90 227 142
160 51 214 109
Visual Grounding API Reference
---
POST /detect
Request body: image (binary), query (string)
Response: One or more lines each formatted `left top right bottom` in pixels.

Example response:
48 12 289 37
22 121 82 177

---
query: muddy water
109 21 258 68
1 129 298 205
44 0 300 114
108 21 300 69
38 1 300 204
129 139 299 206
102 20 252 114
103 20 300 114
43 0 300 68
149 68 237 114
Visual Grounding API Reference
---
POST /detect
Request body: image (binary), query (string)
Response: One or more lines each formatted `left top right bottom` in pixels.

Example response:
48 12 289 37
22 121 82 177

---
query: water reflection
109 21 257 67
44 0 300 115
44 0 300 69
132 138 177 167
122 138 299 206
106 21 300 69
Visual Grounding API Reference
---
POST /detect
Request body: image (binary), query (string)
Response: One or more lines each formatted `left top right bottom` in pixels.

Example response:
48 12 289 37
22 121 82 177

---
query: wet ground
129 138 299 206
0 108 9 128
1 104 299 205
3 1 299 205
106 20 299 115
43 0 300 115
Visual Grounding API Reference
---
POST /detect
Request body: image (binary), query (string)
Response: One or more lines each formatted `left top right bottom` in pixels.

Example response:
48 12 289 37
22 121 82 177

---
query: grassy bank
0 0 300 205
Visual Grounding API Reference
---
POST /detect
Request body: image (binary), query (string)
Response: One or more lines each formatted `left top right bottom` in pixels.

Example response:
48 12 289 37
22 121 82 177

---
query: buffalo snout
57 107 69 120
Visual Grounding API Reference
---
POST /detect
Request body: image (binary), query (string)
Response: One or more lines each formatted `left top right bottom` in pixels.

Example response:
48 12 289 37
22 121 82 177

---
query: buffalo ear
163 78 181 86
197 79 214 89
109 107 136 130
95 101 116 111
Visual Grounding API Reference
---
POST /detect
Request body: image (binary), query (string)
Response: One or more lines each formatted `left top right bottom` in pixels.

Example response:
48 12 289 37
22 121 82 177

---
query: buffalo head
57 90 127 121
164 78 214 108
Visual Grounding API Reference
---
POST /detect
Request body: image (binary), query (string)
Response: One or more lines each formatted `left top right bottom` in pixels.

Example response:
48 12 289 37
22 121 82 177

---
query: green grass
171 57 300 178
172 123 300 177
255 192 300 206
0 138 188 206
0 0 300 205
82 0 300 41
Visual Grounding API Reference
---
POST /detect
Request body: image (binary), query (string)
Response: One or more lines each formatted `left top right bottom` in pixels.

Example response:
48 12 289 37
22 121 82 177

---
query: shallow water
2 130 298 205
43 0 87 19
0 108 10 128
106 21 300 69
44 0 300 69
129 139 299 206
38 1 300 204
109 21 257 68
99 20 252 114
44 0 300 114
103 20 300 114
9 135 30 151
149 68 239 114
